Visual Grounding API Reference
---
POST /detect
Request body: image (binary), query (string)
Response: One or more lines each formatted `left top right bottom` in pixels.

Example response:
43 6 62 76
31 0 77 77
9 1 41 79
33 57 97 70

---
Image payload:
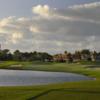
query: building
91 52 100 62
53 52 73 63
53 51 100 63
53 52 68 62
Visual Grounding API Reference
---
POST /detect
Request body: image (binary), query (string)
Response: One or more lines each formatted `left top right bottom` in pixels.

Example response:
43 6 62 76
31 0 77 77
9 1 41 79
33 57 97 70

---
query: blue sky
0 0 100 53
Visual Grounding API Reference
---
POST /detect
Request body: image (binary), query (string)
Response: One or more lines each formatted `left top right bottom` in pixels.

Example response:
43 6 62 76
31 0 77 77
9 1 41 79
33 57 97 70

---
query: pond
0 70 93 86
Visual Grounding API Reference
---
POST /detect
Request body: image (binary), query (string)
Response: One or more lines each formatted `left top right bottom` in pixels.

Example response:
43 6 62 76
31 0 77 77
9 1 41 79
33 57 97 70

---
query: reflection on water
0 70 93 86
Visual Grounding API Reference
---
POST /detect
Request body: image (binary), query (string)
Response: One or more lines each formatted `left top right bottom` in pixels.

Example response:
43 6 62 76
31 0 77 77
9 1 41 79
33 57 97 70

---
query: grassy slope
0 61 100 100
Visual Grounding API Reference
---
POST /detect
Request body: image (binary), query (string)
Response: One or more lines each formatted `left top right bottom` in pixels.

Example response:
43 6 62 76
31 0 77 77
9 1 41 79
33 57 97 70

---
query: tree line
0 49 52 61
0 49 100 62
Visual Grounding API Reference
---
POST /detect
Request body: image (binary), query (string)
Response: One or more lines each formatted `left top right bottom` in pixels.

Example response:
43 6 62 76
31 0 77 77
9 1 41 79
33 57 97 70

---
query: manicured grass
0 86 46 100
36 90 100 100
0 61 100 100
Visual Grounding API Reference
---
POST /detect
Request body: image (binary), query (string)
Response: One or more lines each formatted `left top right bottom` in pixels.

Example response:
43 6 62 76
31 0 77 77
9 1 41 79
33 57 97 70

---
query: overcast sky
0 0 100 54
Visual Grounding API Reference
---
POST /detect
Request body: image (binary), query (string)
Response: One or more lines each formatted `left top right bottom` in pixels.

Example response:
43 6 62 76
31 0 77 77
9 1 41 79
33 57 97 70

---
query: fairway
36 89 100 100
0 61 100 100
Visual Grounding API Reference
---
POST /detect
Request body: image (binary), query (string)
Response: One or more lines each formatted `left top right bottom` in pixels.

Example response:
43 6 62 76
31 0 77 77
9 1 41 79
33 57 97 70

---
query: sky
0 0 100 54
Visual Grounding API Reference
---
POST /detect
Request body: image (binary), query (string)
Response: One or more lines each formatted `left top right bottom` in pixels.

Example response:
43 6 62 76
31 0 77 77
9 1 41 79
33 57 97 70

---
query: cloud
30 26 39 33
68 2 100 9
11 32 23 44
32 5 50 17
0 2 100 53
0 16 15 27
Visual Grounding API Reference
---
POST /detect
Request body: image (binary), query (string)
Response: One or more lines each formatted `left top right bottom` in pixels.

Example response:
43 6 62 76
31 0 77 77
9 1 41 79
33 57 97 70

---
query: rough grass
0 61 100 100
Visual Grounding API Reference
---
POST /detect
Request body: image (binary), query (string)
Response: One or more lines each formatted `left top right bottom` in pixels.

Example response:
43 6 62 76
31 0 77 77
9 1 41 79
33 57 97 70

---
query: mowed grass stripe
28 89 100 100
36 90 100 100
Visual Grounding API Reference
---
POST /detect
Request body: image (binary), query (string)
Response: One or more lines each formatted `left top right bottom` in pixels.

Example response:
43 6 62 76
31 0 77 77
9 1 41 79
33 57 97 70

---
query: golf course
0 61 100 100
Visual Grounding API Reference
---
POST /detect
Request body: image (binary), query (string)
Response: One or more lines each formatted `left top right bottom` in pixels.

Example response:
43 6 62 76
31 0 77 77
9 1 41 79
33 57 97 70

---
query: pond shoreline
0 67 96 79
0 69 94 86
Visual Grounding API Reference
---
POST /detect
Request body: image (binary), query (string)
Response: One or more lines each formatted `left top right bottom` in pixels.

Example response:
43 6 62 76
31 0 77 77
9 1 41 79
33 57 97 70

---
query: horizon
0 47 100 55
0 0 100 54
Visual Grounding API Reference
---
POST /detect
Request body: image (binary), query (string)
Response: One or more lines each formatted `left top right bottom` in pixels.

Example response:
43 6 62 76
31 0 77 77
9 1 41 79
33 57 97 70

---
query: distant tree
81 49 90 55
67 53 73 63
64 51 67 54
0 49 11 61
81 49 91 61
38 52 52 62
74 51 81 60
13 50 22 61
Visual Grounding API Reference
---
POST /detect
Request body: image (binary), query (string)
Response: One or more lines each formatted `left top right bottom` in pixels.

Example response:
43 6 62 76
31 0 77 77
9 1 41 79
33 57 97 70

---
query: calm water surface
0 70 93 86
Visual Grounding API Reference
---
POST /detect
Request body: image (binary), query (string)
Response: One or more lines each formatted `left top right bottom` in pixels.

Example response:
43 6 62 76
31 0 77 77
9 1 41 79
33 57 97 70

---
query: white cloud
11 32 23 44
12 32 23 39
30 26 39 33
32 5 50 17
68 2 100 9
0 16 15 27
